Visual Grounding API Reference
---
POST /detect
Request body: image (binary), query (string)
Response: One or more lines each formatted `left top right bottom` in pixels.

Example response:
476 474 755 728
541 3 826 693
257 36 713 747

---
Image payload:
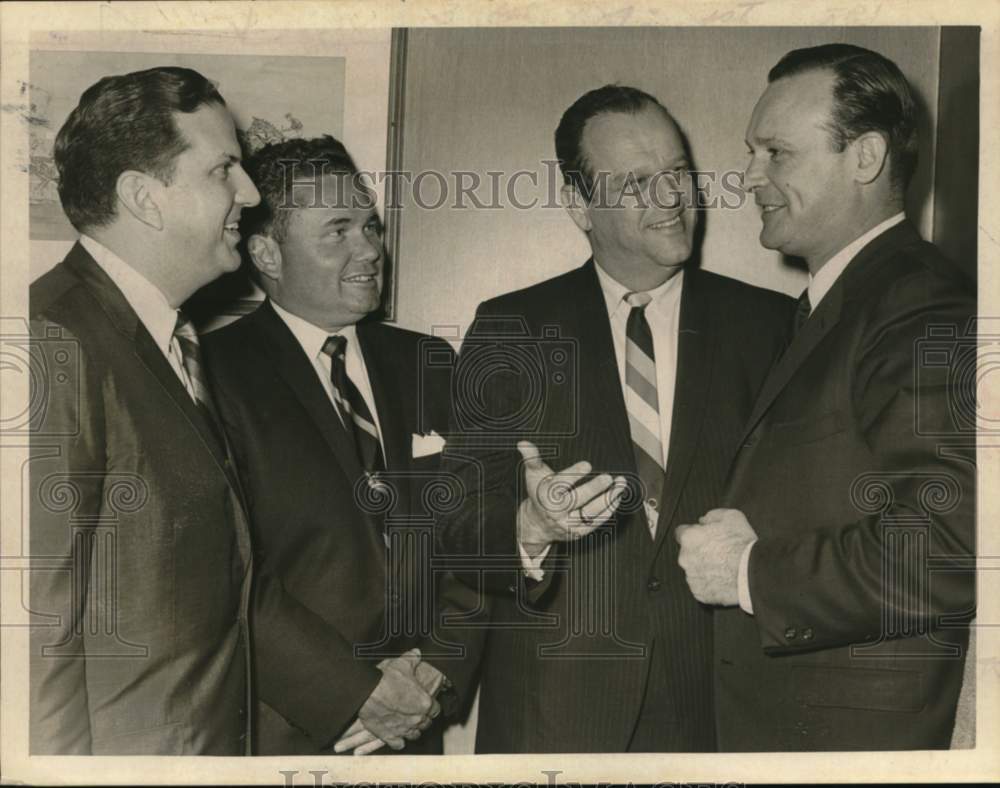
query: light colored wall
393 27 941 339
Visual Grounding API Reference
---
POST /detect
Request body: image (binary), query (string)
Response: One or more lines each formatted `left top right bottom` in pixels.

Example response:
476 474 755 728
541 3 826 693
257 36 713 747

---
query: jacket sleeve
748 274 976 653
437 303 562 604
29 319 100 754
251 570 382 744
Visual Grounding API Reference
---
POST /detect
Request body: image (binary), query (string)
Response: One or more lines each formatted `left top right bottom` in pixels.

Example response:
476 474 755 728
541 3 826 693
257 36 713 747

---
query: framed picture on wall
26 28 400 324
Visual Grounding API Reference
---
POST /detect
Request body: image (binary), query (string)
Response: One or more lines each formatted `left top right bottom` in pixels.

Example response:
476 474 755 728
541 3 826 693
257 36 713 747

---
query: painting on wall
28 50 347 241
27 36 399 323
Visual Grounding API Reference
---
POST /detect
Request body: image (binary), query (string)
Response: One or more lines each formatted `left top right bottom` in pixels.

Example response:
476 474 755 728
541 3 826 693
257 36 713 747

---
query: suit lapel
734 220 921 451
64 244 233 474
568 261 649 570
572 260 634 474
357 323 415 569
651 269 714 550
357 323 409 472
254 302 368 485
255 302 387 561
736 282 844 447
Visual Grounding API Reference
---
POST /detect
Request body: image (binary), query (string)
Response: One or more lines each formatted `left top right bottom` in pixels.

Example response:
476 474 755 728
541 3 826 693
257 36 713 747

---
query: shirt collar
269 299 359 361
807 212 905 312
593 260 684 319
80 234 179 355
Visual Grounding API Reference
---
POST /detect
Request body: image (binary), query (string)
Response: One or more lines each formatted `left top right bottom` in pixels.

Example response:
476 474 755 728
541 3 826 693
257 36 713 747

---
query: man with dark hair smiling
676 43 976 750
202 136 484 755
30 66 260 754
440 85 793 752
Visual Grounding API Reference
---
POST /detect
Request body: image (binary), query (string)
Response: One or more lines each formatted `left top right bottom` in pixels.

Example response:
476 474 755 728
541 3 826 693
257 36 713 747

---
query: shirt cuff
518 542 552 581
737 538 757 615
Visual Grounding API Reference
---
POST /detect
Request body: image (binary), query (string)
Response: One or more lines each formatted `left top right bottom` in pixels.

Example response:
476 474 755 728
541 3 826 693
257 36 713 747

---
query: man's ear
852 131 889 186
116 171 163 230
561 183 593 233
248 234 283 282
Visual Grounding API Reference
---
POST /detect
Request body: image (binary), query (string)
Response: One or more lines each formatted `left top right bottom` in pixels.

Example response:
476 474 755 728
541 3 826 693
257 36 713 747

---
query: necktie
173 312 226 451
624 292 664 538
793 289 812 335
321 335 384 473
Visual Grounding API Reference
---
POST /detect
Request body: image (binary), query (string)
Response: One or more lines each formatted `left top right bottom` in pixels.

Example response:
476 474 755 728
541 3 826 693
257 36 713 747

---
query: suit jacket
202 301 485 755
716 221 976 750
28 243 254 754
440 260 794 752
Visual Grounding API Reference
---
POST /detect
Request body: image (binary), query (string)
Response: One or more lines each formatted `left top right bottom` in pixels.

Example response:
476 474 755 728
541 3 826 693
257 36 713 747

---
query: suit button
784 627 797 640
507 584 518 595
647 578 662 593
802 627 814 641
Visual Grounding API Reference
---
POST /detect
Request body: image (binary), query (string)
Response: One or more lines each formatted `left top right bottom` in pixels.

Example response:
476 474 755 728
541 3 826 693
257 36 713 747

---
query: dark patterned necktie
173 311 225 451
793 290 812 335
321 335 384 473
624 292 663 538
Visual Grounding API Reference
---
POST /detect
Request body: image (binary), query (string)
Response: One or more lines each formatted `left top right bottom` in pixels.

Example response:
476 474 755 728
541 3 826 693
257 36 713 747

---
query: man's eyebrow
746 135 791 148
214 153 241 166
320 216 352 227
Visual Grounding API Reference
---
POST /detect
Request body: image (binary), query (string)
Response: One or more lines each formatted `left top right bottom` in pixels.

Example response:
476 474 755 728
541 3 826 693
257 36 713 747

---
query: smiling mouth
343 274 378 284
648 215 682 231
224 222 240 234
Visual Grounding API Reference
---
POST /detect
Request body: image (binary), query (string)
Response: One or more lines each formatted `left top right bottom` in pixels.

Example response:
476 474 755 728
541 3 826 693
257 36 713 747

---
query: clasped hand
516 440 628 556
333 648 443 755
675 508 757 606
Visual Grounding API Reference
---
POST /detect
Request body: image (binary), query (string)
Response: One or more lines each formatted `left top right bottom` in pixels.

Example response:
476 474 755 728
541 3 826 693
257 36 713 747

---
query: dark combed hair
555 84 672 201
54 66 225 232
769 43 918 193
240 135 359 243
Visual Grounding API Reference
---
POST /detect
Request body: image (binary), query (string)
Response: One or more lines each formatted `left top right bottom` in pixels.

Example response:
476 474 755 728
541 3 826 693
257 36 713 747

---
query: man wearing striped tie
29 67 260 753
202 136 485 755
440 85 794 752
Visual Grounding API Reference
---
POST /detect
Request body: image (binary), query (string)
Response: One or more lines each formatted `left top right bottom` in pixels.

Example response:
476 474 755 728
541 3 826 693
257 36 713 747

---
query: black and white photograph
0 1 995 785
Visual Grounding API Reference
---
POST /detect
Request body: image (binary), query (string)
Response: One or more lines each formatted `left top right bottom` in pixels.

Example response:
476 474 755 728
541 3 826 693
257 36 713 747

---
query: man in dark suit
29 67 260 753
439 85 793 752
676 44 976 750
202 137 484 755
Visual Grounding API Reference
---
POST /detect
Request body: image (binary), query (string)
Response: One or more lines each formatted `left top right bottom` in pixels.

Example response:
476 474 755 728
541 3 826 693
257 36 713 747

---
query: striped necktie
321 335 384 473
173 312 225 451
624 291 663 538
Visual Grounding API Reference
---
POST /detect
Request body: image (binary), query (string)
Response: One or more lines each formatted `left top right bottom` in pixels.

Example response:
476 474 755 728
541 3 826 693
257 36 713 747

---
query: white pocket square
411 430 445 458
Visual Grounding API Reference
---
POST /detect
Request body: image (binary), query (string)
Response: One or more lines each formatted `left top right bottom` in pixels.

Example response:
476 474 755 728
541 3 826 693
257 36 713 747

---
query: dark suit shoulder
877 237 973 302
361 320 454 356
689 268 796 338
30 261 92 327
691 268 792 304
477 265 587 318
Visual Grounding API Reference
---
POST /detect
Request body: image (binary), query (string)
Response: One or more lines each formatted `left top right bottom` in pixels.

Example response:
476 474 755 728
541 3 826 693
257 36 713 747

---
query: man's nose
743 156 766 193
352 233 382 264
233 166 261 207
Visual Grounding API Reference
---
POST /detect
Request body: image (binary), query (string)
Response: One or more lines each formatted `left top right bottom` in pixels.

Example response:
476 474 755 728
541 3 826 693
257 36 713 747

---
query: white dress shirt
269 300 386 456
79 235 198 401
520 263 685 579
736 211 906 614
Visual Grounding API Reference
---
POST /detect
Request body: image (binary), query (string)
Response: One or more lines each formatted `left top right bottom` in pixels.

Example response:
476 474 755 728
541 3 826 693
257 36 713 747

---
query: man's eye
215 166 230 180
364 221 382 235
